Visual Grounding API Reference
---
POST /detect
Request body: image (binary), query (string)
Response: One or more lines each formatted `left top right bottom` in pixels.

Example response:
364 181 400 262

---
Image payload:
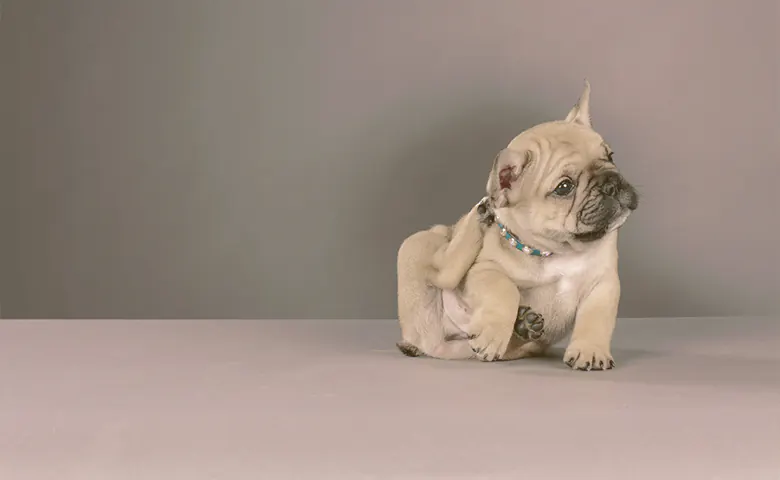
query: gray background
0 0 778 319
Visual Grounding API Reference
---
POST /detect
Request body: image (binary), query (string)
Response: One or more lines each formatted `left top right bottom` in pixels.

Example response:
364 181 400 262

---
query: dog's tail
430 205 485 290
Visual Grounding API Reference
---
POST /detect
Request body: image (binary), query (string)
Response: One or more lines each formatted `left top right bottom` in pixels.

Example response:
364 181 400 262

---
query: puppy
396 81 639 370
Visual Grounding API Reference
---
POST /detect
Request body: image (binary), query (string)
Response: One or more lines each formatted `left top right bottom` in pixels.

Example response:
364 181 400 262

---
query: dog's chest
519 255 596 334
539 254 590 285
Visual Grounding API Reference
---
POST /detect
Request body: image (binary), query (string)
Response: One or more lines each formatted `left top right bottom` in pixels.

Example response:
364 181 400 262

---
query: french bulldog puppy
396 82 639 370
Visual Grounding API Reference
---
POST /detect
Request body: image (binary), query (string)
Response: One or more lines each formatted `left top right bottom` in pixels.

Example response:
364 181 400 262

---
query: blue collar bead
496 222 552 257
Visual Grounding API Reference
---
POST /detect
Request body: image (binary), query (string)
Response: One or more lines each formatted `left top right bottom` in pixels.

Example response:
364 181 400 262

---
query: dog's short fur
396 82 639 370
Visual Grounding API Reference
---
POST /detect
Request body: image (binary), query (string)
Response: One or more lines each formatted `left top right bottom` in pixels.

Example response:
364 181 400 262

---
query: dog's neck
477 197 554 257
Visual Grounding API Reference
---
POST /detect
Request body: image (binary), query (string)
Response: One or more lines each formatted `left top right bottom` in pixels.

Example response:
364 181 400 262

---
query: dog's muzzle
600 171 639 211
574 171 638 242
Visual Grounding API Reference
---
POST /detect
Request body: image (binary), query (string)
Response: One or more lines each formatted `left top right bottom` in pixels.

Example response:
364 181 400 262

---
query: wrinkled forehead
506 121 610 165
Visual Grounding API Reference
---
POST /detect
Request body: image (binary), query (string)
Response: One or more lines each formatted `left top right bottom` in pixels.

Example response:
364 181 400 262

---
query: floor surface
0 317 779 480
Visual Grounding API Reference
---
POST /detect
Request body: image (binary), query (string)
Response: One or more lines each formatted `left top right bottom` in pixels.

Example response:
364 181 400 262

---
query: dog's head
486 82 638 252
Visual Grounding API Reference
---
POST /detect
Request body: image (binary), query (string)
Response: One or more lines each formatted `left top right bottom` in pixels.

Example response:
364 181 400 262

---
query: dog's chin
607 210 631 232
572 228 608 243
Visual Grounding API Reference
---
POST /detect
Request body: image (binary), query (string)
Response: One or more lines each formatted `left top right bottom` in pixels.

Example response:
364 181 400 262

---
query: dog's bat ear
486 149 531 207
564 79 592 128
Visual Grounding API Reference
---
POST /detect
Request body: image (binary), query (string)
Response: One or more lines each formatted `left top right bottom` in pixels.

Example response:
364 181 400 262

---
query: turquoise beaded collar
496 221 553 257
476 197 553 257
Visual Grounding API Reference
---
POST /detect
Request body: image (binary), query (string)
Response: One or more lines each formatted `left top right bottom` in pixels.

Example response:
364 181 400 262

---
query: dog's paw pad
513 306 545 341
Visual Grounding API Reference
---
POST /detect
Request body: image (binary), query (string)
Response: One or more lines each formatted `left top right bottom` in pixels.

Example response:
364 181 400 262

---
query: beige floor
1 317 778 480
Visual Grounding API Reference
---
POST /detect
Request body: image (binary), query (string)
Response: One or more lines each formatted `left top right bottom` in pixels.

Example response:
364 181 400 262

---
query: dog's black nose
600 171 639 210
600 171 621 198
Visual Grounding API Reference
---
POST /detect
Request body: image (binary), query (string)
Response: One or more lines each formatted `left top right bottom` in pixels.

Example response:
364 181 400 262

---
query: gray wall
0 0 778 319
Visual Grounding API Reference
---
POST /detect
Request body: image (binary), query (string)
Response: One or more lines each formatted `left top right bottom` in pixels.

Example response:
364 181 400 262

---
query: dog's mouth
608 210 632 231
573 196 636 243
575 203 635 242
571 215 629 244
572 227 608 243
573 172 638 243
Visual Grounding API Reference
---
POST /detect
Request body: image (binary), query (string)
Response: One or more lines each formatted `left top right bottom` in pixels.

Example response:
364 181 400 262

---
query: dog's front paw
563 341 614 371
469 325 512 362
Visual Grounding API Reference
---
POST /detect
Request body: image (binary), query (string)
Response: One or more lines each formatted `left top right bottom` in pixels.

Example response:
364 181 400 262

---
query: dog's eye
553 179 575 196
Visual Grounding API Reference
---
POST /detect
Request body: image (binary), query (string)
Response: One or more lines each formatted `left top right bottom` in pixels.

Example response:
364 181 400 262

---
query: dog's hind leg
396 338 474 360
396 226 475 360
396 341 424 357
427 339 475 359
431 206 485 290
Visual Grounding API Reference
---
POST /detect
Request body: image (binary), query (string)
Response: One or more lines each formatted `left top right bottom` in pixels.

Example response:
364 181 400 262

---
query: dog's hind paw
396 341 424 357
513 306 545 341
